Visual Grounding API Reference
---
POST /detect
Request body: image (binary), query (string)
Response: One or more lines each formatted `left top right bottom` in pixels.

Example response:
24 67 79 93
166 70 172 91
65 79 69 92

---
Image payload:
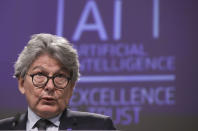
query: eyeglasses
27 73 71 89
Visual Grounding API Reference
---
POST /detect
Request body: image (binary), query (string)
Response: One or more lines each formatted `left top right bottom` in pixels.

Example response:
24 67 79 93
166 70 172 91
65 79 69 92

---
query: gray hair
14 33 80 82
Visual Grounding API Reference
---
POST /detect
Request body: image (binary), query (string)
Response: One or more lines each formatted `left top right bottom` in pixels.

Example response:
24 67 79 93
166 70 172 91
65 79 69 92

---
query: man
0 33 116 130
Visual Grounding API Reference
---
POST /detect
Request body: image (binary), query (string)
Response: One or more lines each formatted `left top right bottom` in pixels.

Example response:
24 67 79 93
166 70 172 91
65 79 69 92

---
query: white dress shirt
26 107 62 131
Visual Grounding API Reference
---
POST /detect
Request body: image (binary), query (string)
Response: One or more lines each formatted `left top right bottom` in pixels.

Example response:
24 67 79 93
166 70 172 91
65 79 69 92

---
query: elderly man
0 33 116 130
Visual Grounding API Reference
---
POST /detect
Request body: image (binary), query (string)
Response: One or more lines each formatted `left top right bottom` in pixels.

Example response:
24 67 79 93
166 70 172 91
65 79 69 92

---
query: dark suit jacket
0 109 116 130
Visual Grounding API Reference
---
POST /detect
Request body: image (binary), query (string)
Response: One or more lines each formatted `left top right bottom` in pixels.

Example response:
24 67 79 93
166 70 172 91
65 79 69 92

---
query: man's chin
37 105 60 118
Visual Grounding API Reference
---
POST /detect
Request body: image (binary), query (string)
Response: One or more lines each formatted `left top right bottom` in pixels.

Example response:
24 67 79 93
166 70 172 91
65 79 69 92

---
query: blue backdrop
0 0 198 130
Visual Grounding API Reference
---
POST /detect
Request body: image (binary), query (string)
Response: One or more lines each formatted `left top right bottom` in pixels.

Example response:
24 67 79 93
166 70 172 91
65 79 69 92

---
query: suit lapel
12 109 78 130
59 109 78 130
13 112 27 130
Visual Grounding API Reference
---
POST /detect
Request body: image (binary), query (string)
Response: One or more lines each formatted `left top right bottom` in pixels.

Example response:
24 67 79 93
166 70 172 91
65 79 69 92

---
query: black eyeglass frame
28 73 71 89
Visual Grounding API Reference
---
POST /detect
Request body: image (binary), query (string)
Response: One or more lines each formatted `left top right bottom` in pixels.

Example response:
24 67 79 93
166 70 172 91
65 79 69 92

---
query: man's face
18 53 75 118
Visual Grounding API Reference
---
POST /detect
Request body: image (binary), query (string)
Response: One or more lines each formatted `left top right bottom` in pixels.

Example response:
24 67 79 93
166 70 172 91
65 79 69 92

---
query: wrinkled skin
18 53 75 118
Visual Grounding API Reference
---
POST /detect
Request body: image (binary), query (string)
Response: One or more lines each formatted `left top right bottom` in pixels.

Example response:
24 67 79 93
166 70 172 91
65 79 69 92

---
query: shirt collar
27 107 62 129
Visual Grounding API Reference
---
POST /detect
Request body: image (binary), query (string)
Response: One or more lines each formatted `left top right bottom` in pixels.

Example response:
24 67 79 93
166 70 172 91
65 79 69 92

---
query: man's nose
44 78 55 91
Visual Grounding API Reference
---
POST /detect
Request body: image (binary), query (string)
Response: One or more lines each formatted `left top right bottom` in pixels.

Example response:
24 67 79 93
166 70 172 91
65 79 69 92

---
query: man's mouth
41 97 56 104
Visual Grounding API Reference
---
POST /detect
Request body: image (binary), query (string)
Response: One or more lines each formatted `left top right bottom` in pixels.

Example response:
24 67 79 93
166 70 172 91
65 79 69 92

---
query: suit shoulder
66 109 116 130
68 109 110 120
0 113 26 130
0 116 15 129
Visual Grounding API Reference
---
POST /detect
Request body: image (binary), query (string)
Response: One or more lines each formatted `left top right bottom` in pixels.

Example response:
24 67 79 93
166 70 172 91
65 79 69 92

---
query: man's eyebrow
60 67 69 71
56 67 69 74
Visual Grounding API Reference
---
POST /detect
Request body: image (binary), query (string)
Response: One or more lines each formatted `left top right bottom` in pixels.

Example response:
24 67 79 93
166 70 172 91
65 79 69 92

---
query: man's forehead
31 66 67 72
29 54 69 73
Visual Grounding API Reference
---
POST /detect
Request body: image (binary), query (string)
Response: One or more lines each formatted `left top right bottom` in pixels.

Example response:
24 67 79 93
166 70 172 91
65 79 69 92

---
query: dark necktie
35 119 53 130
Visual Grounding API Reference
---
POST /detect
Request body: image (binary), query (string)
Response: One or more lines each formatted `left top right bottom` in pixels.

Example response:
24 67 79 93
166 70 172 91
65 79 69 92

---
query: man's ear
18 77 25 94
68 82 76 98
70 82 76 91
